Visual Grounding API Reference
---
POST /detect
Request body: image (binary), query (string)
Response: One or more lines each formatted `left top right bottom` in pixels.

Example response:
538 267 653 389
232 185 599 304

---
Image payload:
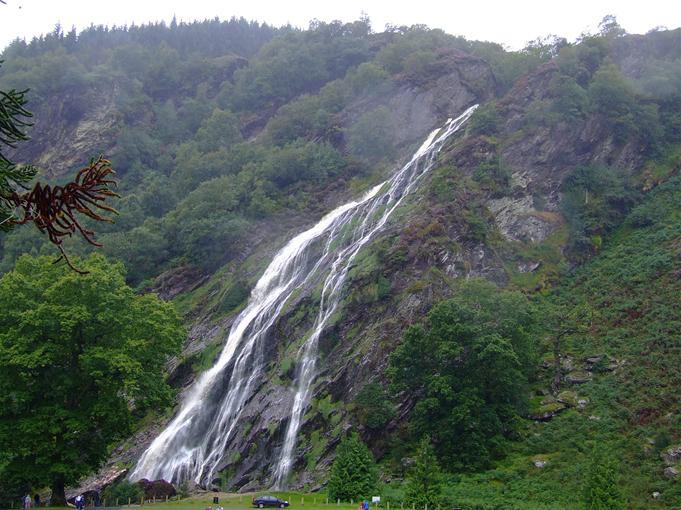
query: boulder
560 356 574 372
661 445 681 465
533 459 548 468
585 355 604 365
529 396 567 421
136 479 177 499
663 466 679 479
566 371 592 385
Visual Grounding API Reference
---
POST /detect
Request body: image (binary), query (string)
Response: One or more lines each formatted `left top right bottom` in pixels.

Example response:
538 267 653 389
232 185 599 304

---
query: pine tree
327 433 377 502
404 436 444 510
583 447 626 510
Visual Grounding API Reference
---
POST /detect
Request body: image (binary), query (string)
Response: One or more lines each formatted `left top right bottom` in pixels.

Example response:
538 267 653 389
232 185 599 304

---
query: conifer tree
327 432 377 502
583 447 626 510
404 436 444 510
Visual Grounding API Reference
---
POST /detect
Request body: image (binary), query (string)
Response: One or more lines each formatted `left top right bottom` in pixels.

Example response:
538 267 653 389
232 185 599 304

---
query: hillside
1 15 681 510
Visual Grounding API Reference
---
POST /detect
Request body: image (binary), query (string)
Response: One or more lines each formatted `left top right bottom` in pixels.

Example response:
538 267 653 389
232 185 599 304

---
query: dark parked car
252 495 289 508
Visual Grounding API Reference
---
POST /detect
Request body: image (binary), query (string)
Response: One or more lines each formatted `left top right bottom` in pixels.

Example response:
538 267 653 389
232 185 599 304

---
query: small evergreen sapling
583 447 626 510
327 433 377 502
404 436 444 510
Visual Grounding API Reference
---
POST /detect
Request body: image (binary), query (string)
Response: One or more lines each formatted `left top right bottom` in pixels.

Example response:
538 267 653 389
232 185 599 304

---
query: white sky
0 0 680 53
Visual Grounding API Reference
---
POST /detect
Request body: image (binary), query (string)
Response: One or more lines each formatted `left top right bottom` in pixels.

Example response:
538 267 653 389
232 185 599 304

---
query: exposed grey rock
664 466 679 479
585 355 604 365
66 467 127 502
517 261 541 273
652 491 662 499
487 195 554 243
533 460 548 468
566 371 592 385
661 445 681 465
561 356 574 372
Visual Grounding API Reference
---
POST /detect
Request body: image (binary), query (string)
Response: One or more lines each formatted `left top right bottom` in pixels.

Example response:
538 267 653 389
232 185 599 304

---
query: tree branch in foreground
8 156 119 273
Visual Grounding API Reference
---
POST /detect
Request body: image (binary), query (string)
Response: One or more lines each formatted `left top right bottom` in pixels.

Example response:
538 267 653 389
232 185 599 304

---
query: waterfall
130 105 477 488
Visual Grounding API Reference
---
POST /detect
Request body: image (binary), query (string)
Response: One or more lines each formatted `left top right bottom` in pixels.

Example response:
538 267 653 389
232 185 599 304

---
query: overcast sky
1 0 680 53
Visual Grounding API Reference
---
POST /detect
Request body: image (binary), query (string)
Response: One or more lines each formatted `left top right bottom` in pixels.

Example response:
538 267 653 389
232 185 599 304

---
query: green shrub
102 480 144 505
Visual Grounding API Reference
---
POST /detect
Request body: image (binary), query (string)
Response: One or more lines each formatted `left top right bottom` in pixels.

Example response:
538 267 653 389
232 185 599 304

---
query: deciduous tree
0 254 185 505
388 279 536 470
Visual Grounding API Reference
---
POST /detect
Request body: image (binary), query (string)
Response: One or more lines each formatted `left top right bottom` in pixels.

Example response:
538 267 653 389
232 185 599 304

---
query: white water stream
130 105 477 488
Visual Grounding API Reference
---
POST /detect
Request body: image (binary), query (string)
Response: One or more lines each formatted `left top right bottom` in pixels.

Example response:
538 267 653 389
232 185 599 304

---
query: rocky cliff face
10 83 121 178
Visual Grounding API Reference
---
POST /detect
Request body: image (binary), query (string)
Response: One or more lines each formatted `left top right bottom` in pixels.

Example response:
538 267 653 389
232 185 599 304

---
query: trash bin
213 497 219 504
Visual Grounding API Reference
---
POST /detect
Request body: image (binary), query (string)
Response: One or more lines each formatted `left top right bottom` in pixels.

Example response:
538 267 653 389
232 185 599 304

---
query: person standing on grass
23 494 32 509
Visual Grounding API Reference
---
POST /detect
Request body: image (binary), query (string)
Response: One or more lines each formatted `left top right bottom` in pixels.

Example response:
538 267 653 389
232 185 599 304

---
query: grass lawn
67 493 367 510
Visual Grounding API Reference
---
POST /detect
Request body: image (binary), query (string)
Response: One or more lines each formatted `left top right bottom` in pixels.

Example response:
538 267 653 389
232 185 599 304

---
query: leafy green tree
388 279 536 471
583 447 626 509
327 432 378 502
561 165 639 261
0 254 185 505
194 108 243 153
404 436 444 510
353 383 395 430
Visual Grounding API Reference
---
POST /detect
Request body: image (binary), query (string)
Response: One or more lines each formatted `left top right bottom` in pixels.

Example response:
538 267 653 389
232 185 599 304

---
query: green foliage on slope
0 254 185 505
388 279 536 471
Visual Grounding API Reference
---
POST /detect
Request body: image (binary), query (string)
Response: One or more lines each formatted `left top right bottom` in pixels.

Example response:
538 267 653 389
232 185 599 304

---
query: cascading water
130 105 477 488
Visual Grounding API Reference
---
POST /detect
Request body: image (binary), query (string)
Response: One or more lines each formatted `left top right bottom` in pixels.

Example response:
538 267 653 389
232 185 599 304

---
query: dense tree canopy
388 279 536 471
0 254 185 505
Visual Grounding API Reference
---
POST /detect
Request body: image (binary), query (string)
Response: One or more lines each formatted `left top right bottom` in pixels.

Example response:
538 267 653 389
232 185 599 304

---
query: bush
467 103 500 136
102 480 144 505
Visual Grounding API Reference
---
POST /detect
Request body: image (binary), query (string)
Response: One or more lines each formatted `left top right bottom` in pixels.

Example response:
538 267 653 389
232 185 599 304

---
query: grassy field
51 493 366 510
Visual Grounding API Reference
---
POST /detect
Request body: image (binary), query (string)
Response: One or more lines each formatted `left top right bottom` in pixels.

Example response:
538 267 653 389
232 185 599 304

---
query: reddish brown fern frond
9 156 119 273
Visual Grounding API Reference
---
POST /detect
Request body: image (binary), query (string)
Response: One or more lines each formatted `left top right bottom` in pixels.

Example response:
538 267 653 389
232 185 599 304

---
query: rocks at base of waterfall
65 466 128 504
663 466 679 479
136 479 177 499
661 445 681 465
